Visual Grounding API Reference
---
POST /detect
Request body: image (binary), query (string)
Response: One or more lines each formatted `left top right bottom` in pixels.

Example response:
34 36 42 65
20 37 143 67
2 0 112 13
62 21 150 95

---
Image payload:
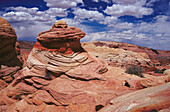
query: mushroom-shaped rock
30 20 107 79
0 20 109 110
37 23 85 50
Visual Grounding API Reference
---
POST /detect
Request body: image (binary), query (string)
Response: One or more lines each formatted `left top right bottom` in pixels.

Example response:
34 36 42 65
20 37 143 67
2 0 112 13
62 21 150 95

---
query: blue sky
0 0 170 50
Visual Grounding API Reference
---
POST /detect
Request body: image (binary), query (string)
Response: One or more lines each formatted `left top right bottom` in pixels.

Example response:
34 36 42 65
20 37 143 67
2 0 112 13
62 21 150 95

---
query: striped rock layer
0 17 22 89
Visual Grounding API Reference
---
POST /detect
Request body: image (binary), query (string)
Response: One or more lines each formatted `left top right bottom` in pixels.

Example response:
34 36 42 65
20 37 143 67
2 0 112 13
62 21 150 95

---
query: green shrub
154 68 166 74
125 66 144 78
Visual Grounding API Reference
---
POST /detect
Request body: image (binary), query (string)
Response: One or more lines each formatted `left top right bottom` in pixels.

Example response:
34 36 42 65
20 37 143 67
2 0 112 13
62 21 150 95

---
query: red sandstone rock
0 17 22 89
99 82 170 112
82 42 153 71
18 41 170 73
164 69 170 76
124 73 170 89
37 20 85 49
92 41 170 72
0 20 115 111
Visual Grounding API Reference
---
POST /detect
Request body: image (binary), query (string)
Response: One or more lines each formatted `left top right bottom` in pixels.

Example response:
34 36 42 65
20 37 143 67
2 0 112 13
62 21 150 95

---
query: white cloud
46 8 67 17
92 0 99 2
2 6 60 40
83 30 151 42
135 15 170 35
3 10 56 23
111 22 134 29
13 22 52 41
1 6 99 40
146 0 158 6
81 14 170 50
73 8 104 21
92 0 111 3
62 18 99 33
61 18 80 26
44 0 83 9
104 4 153 18
154 15 169 22
7 6 67 17
3 12 32 22
114 0 147 6
99 16 117 25
82 28 170 50
6 6 39 14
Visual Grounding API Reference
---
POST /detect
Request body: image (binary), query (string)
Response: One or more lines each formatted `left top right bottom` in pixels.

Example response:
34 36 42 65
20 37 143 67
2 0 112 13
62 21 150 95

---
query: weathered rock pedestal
0 20 114 112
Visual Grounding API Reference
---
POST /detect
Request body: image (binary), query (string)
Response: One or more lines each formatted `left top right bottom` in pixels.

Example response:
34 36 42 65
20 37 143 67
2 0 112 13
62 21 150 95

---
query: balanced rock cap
52 20 68 28
37 20 86 45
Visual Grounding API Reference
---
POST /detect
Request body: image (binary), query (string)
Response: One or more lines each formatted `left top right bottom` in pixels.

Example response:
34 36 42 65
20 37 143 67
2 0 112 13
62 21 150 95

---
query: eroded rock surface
0 17 22 89
99 82 170 112
0 20 122 112
82 42 153 71
91 41 170 71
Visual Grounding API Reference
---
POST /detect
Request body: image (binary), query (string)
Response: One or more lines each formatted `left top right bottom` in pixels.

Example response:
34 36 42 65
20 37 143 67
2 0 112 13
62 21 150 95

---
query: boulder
0 17 22 88
164 69 170 76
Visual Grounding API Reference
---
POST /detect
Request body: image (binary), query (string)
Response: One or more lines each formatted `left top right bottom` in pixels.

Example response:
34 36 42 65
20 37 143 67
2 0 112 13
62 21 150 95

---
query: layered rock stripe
0 17 22 89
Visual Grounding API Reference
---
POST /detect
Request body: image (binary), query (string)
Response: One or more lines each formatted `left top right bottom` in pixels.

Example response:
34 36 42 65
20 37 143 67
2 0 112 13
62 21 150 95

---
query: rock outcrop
0 17 22 90
18 40 170 73
164 69 170 76
92 41 170 71
99 82 170 112
82 42 153 70
0 20 127 112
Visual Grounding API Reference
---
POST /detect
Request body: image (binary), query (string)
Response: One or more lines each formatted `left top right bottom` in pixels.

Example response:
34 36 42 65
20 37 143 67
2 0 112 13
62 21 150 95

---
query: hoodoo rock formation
30 20 108 79
0 20 119 111
0 17 22 90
